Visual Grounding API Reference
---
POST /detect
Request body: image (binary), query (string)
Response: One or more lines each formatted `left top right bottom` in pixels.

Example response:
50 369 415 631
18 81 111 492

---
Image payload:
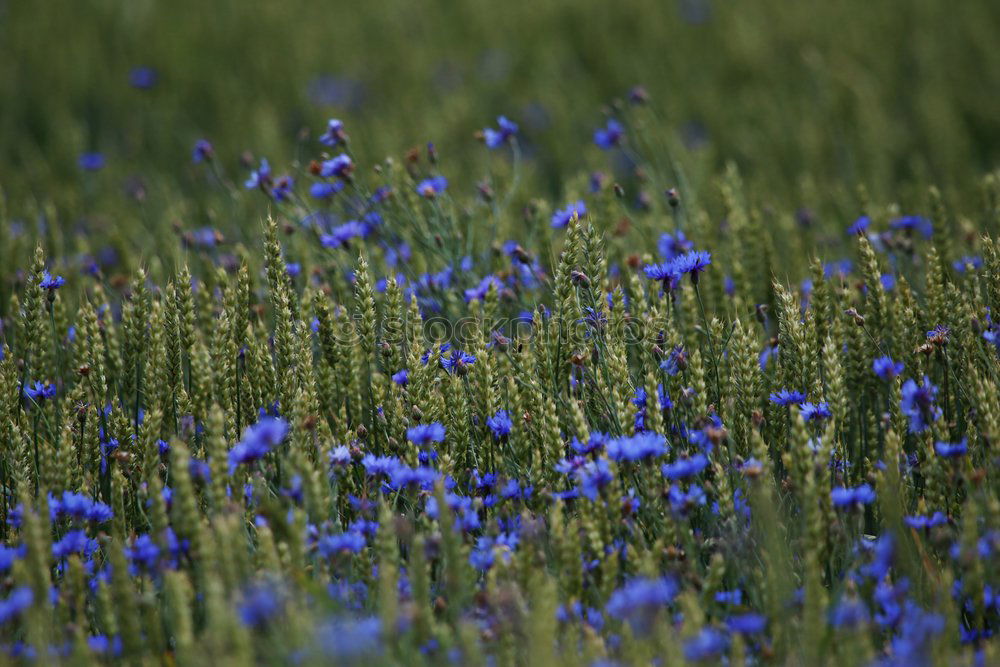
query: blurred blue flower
416 176 447 197
320 154 354 179
0 588 33 626
847 215 871 235
607 432 667 462
483 115 518 148
593 119 624 149
78 152 105 171
486 410 512 439
889 215 933 239
661 454 709 481
551 200 586 229
244 158 271 189
901 376 940 434
228 417 289 471
319 119 347 147
407 423 446 445
238 583 284 629
873 356 903 382
934 438 968 458
831 484 876 510
800 401 832 421
128 66 158 89
191 139 213 163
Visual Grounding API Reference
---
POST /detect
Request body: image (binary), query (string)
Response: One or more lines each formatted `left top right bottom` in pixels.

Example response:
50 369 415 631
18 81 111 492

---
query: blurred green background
1 0 998 244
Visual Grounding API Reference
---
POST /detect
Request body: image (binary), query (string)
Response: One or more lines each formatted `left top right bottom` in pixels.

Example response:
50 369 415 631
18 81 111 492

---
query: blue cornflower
320 221 365 248
191 139 213 163
187 227 219 248
830 597 869 628
606 432 667 462
421 343 451 365
593 119 624 149
0 588 33 626
271 175 294 202
319 119 347 147
483 116 518 148
78 152 105 171
551 200 586 229
589 171 607 192
660 345 686 376
87 635 122 656
873 356 904 381
328 445 351 468
0 546 23 574
934 438 968 458
100 438 119 474
800 402 832 421
469 536 496 571
391 369 409 386
56 491 112 523
464 275 501 302
555 455 587 476
570 431 609 455
577 459 613 501
683 627 730 661
441 349 476 373
900 376 941 434
23 381 56 403
831 484 876 510
644 262 680 291
661 454 709 481
759 342 778 371
407 423 446 445
416 176 447 198
727 613 767 634
880 273 897 291
889 215 933 239
486 410 513 439
128 66 157 89
769 389 806 406
228 417 289 471
824 259 853 279
891 605 945 663
953 255 983 273
310 180 345 200
859 534 894 580
658 230 694 260
52 530 98 560
244 158 271 189
125 535 161 574
238 584 284 629
605 576 678 634
388 464 439 490
671 250 712 284
926 325 950 343
39 271 66 290
86 500 114 523
361 454 398 478
317 532 366 557
904 512 948 530
320 154 354 179
317 617 382 659
668 484 707 515
714 589 742 605
360 211 383 236
724 275 736 296
847 216 871 235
